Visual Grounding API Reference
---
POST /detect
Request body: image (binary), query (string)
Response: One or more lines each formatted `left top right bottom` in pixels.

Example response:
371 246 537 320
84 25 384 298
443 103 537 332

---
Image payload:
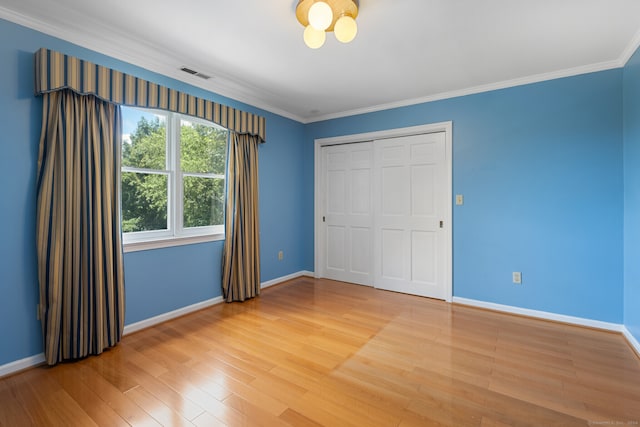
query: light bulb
303 25 326 49
308 1 333 31
334 15 357 43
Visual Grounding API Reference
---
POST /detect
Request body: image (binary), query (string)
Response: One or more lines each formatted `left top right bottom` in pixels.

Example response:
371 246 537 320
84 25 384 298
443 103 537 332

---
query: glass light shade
308 1 333 31
303 25 326 49
334 15 357 43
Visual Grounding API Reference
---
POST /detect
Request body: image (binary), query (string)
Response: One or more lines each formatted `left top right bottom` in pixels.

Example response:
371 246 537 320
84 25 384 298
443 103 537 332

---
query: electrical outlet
512 272 522 284
456 194 464 205
278 250 284 261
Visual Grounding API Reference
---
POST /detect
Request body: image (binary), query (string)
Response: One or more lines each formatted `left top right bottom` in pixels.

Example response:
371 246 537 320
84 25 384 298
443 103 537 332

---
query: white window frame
122 108 228 253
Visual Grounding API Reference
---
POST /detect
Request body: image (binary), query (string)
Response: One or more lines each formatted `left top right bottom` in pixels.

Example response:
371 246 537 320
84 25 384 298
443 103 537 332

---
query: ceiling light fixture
296 0 359 49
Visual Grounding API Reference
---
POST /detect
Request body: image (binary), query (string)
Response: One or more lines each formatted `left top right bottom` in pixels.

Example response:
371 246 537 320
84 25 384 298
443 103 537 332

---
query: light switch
512 272 522 284
455 194 464 205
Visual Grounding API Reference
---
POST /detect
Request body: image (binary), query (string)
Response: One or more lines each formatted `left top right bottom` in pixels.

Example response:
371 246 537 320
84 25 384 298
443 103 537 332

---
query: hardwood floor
1 277 639 426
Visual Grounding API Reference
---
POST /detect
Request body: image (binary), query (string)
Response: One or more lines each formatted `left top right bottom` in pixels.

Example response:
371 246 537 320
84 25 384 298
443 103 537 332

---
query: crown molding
0 5 63 39
2 5 638 126
618 27 640 67
305 59 623 123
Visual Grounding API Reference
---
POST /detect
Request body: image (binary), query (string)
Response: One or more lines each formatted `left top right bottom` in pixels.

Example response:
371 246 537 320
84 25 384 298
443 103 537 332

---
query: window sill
123 233 224 253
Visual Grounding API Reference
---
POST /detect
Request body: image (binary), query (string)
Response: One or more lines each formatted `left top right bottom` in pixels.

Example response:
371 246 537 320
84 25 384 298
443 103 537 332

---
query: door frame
314 121 453 302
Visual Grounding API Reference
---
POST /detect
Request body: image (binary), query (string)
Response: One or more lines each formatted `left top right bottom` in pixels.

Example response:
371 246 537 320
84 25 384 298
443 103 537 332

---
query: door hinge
439 220 444 228
323 216 326 222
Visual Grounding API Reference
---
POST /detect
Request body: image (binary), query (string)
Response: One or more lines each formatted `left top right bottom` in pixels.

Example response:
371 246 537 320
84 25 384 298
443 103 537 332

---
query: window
121 107 228 250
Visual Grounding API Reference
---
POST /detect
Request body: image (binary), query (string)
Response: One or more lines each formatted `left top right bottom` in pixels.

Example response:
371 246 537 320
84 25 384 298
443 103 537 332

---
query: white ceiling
2 1 640 123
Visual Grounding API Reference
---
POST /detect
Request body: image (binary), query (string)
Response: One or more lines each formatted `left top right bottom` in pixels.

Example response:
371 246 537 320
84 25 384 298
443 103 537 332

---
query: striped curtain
36 90 125 365
34 47 266 325
34 48 266 143
222 133 261 302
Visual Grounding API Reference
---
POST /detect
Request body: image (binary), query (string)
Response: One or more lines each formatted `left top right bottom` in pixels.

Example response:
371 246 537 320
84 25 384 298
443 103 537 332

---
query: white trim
124 232 224 253
123 296 224 335
619 27 640 67
623 326 640 357
315 122 453 146
314 122 453 302
305 60 622 123
443 127 453 303
452 297 623 332
0 353 45 378
261 270 314 289
314 142 323 280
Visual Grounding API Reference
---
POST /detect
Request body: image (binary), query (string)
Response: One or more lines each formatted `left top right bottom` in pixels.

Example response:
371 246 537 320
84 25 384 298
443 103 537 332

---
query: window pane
122 108 167 170
180 119 227 175
122 171 168 232
183 176 224 228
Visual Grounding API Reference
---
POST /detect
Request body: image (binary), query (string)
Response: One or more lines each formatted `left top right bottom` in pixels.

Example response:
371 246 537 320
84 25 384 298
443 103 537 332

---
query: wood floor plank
0 385 36 427
156 363 231 403
124 386 196 427
163 381 245 427
286 392 363 427
112 360 205 421
3 369 98 427
222 394 289 427
118 341 171 378
189 359 288 417
278 408 323 427
303 378 404 427
190 411 228 427
1 278 639 426
49 364 130 427
73 363 163 427
248 370 308 405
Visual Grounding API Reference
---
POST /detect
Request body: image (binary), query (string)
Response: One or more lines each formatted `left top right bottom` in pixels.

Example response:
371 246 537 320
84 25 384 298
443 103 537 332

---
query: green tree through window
121 108 227 240
180 119 226 228
122 115 168 232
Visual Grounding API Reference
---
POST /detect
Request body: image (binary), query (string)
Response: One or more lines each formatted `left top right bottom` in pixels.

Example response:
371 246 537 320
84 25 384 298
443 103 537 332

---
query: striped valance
34 48 266 142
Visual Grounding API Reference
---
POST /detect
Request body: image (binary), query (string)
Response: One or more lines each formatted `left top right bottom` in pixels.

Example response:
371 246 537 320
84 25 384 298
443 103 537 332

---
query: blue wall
0 18 308 366
305 72 624 323
623 48 640 344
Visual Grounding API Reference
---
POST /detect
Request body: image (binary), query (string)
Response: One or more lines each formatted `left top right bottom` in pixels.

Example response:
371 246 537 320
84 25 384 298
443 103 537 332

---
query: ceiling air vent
180 67 211 80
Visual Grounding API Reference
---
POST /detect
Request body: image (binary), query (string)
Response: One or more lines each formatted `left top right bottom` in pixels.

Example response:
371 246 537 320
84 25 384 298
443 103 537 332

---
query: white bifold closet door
320 132 447 300
322 142 374 286
373 132 447 299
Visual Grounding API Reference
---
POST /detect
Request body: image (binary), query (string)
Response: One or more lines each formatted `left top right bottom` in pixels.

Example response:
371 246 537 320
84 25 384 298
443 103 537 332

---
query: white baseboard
261 270 314 289
0 353 45 378
0 270 312 378
122 296 225 335
623 326 640 357
124 270 313 335
452 297 623 332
